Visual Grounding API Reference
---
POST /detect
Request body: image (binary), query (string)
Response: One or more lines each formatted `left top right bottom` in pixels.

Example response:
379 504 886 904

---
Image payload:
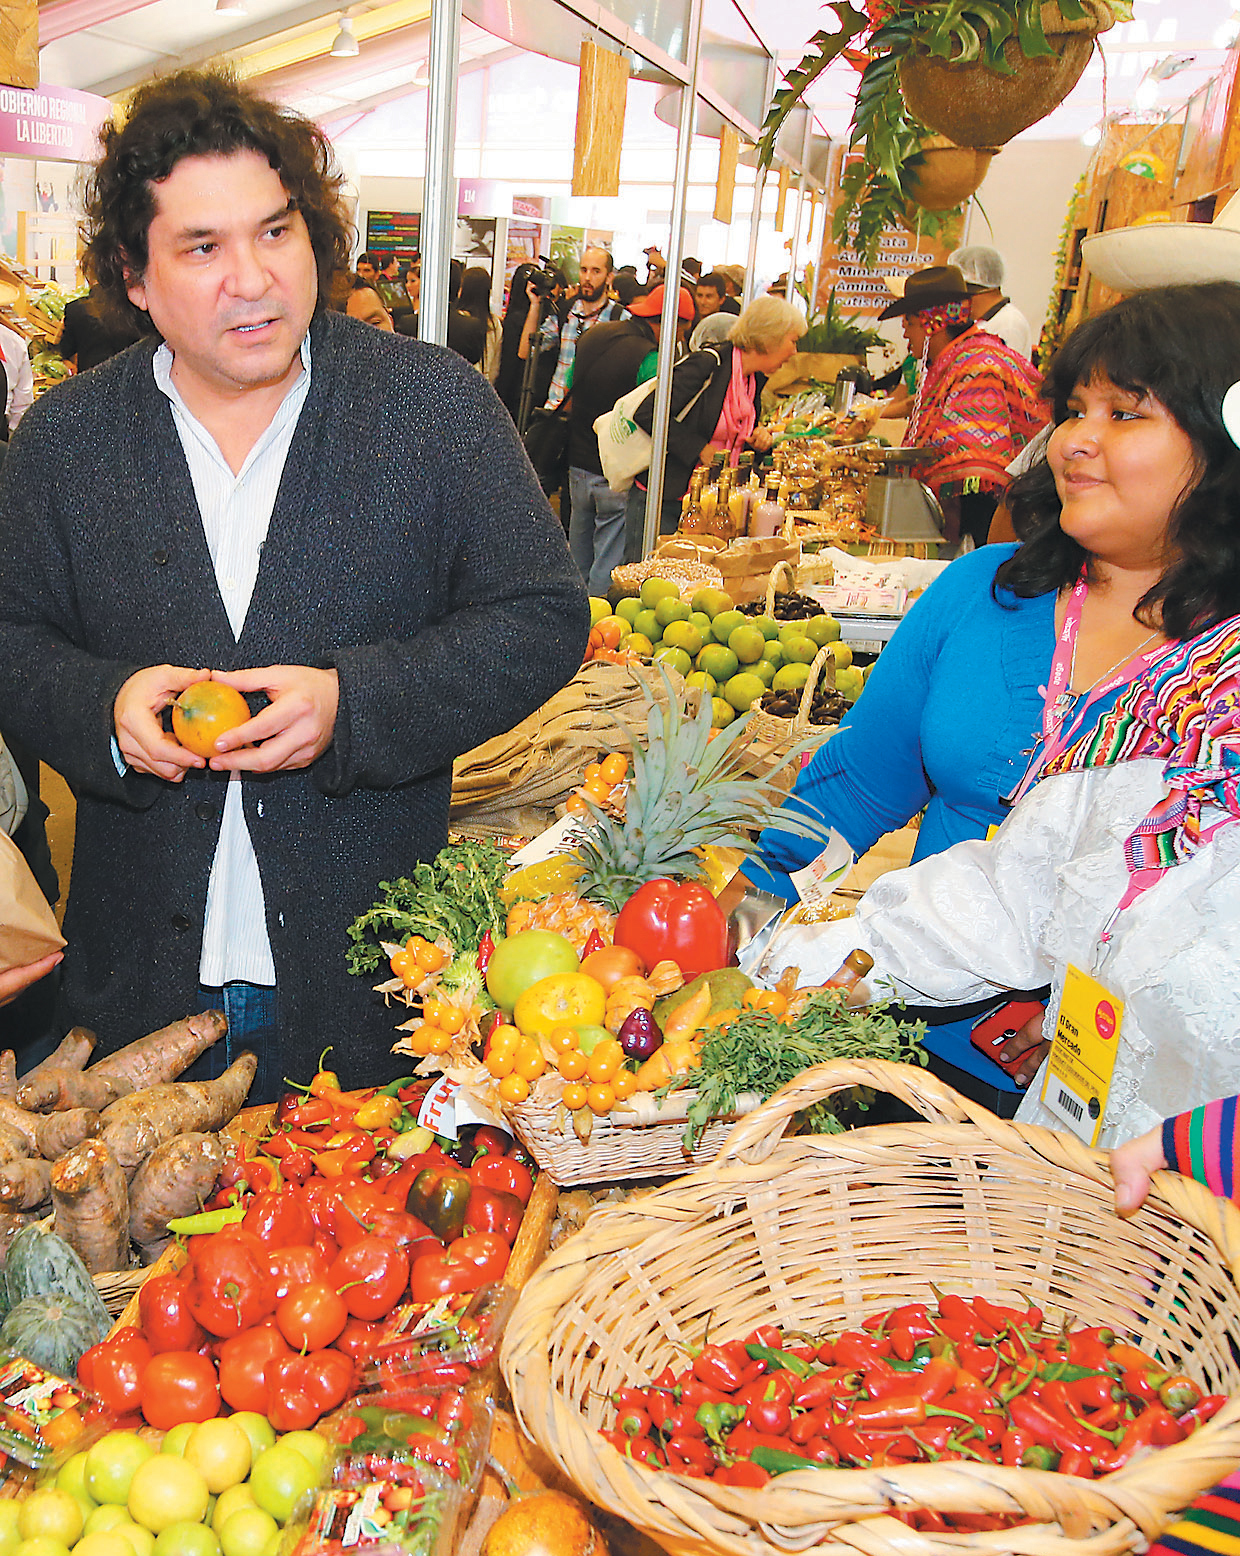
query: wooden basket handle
794 644 836 731
711 1059 1240 1286
765 560 797 616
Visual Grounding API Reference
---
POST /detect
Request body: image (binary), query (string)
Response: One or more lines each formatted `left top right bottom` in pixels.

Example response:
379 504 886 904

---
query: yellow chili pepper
354 1094 402 1130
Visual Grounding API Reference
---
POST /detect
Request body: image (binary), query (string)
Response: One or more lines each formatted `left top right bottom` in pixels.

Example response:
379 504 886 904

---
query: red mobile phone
970 1000 1046 1077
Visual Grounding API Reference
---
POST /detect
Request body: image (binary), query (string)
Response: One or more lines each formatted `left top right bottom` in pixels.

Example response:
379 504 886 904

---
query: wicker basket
747 644 840 759
503 1058 1240 1556
505 1085 763 1187
610 555 723 599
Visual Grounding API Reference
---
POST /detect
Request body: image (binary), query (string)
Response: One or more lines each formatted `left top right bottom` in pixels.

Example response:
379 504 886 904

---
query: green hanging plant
757 0 1129 265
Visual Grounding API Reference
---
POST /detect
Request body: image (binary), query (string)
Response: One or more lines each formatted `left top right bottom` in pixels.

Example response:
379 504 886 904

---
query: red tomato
139 1351 220 1430
137 1273 207 1354
77 1331 152 1414
275 1281 348 1350
217 1325 292 1415
332 1182 388 1247
328 1237 410 1322
613 878 729 982
300 1349 355 1415
243 1190 315 1247
408 1232 508 1303
365 1209 438 1259
265 1354 319 1433
268 1244 330 1300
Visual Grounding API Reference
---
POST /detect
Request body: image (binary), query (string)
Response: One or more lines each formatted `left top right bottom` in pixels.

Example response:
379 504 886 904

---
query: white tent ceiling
33 0 1240 152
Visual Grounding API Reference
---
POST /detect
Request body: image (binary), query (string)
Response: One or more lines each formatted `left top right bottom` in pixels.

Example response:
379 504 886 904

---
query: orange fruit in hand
172 682 251 757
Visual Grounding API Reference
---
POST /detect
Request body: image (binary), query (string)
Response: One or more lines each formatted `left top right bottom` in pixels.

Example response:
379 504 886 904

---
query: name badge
788 831 855 908
1040 963 1122 1146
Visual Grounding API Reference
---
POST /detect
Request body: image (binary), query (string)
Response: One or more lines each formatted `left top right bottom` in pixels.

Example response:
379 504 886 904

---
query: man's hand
207 666 339 774
115 664 211 781
0 950 63 1008
750 426 775 453
1110 1126 1167 1217
997 1009 1049 1088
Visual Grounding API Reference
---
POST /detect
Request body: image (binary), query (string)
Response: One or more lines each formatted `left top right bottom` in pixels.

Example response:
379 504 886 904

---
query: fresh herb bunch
798 287 888 355
680 992 927 1149
345 841 509 976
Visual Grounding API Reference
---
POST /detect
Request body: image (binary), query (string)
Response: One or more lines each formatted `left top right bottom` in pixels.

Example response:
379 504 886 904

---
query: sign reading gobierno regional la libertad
0 83 111 163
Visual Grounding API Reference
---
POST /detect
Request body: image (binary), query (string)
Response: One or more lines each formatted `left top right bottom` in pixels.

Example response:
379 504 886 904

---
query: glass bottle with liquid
823 949 874 995
750 476 786 539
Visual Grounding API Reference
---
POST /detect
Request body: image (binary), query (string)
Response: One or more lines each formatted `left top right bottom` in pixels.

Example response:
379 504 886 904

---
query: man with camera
516 247 623 411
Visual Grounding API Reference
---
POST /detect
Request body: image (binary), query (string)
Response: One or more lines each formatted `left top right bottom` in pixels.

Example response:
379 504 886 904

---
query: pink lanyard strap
1008 569 1174 808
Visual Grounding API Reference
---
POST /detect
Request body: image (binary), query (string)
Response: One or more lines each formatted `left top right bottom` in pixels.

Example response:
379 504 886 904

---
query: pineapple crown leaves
571 666 835 910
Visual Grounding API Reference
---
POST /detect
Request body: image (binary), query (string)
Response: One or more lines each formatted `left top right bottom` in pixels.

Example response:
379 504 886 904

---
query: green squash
4 1225 112 1334
0 1295 108 1377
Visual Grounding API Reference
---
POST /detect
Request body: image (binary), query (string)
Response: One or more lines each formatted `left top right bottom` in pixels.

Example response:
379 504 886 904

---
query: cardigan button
153 549 168 565
194 801 214 822
171 912 191 932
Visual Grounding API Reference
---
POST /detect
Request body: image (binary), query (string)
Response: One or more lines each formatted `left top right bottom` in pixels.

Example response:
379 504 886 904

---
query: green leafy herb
678 991 926 1149
345 841 509 976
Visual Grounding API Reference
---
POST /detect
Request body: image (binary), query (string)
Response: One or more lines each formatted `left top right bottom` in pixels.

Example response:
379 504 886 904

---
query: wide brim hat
1082 192 1240 291
877 264 971 319
629 283 695 320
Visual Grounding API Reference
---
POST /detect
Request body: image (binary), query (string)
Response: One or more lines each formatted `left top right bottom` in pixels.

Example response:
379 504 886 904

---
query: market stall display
503 1058 1240 1556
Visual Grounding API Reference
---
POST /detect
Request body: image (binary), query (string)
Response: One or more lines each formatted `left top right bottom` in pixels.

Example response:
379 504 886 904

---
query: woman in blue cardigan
725 282 1240 1111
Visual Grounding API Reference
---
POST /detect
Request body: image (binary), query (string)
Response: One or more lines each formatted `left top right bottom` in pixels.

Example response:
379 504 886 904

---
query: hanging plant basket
903 136 999 210
899 0 1116 148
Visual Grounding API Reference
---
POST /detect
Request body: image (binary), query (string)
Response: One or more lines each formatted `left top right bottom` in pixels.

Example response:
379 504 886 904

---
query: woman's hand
750 426 774 452
1110 1125 1166 1217
997 1009 1049 1088
0 950 62 1008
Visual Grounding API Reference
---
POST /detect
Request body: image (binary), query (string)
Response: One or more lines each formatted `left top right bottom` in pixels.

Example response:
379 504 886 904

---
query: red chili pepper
1000 1427 1033 1466
476 931 494 971
1067 1374 1119 1413
803 1437 839 1464
693 1342 750 1394
745 1325 783 1351
666 1436 714 1475
1158 1375 1203 1415
834 1330 890 1368
736 1372 794 1408
714 1460 770 1487
793 1368 853 1409
1178 1395 1228 1432
864 1361 918 1400
889 1327 916 1361
1121 1366 1163 1404
827 1421 875 1464
911 1356 957 1404
1056 1447 1096 1477
790 1407 833 1445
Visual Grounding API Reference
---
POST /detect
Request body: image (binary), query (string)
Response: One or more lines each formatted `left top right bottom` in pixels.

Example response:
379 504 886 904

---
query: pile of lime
7 1419 326 1556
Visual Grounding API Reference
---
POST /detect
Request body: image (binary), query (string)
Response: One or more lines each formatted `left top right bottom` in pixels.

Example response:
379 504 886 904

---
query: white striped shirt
154 335 312 988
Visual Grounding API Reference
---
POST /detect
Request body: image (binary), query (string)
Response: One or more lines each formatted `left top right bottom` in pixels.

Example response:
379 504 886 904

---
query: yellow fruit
171 683 251 759
127 1457 210 1535
85 1437 156 1507
0 1503 20 1556
118 1526 156 1556
184 1420 251 1494
499 855 586 906
18 1491 82 1549
218 1511 277 1556
588 597 610 627
211 1490 255 1537
513 972 606 1038
626 633 654 658
74 1536 134 1556
85 1511 132 1537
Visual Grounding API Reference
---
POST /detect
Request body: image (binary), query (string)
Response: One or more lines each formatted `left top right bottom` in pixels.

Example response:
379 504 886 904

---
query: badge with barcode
788 831 856 909
1040 963 1122 1146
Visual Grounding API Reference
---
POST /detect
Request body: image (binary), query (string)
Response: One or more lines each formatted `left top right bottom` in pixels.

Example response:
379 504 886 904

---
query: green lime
639 577 679 609
159 1427 194 1460
224 1417 274 1471
661 621 702 656
697 644 738 682
760 641 786 669
828 640 853 669
772 663 811 693
218 1511 277 1556
724 672 766 712
275 1434 327 1477
151 1525 220 1556
615 596 642 625
653 596 691 628
711 609 746 645
710 697 736 728
633 609 661 643
248 1448 316 1526
685 671 717 697
751 659 777 687
728 625 766 665
85 1436 156 1508
652 644 692 677
689 611 713 639
803 613 841 646
750 615 781 641
782 635 818 665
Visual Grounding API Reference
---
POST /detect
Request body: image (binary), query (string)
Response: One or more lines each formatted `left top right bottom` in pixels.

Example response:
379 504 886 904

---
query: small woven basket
503 1058 1240 1556
610 555 723 599
747 642 840 753
505 1086 763 1186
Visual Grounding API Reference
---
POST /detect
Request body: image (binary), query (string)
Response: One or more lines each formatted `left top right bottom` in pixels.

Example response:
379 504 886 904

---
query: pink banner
0 83 110 163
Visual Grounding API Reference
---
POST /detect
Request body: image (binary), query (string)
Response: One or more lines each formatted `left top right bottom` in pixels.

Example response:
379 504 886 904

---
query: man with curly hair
0 70 588 1097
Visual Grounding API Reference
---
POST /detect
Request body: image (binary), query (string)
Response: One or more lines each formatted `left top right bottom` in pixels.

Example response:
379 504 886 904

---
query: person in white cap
949 245 1032 359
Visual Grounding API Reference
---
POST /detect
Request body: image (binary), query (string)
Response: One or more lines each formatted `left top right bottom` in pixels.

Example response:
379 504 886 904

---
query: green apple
697 644 738 682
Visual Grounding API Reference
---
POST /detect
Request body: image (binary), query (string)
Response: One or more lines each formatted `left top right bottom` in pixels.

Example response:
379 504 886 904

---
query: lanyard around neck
1007 568 1172 808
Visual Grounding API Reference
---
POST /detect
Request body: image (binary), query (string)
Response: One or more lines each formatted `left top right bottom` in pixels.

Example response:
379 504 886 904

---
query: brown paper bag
716 537 799 604
0 831 64 973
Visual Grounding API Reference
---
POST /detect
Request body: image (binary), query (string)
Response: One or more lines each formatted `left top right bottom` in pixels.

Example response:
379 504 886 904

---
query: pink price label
1095 1000 1117 1040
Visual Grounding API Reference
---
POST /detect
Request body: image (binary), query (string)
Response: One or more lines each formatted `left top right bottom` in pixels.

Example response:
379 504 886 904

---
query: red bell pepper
469 1153 534 1205
613 878 729 982
464 1186 523 1244
187 1231 277 1338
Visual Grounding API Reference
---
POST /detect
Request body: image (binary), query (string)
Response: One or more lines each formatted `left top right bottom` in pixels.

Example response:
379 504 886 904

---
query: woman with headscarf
880 264 1047 548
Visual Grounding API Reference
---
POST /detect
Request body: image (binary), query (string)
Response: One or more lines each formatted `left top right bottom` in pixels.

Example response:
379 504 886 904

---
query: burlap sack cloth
450 661 683 834
0 832 64 973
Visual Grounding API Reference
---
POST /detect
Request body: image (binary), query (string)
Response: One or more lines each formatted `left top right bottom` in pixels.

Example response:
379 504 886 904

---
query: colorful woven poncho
1039 615 1240 898
907 323 1048 497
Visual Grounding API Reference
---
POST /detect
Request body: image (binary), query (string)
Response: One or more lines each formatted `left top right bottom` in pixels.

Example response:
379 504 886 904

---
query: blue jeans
192 981 281 1104
568 467 627 595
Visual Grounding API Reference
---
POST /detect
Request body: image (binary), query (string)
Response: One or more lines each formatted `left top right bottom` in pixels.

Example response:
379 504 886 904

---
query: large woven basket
503 1059 1240 1556
505 1085 763 1187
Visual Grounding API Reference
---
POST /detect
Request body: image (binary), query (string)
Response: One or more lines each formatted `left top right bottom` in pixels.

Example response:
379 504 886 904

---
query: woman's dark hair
457 266 493 319
996 281 1240 638
85 67 353 331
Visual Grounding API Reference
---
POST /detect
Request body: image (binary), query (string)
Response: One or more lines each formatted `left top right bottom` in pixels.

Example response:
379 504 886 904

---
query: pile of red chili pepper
600 1291 1226 1527
76 1063 536 1435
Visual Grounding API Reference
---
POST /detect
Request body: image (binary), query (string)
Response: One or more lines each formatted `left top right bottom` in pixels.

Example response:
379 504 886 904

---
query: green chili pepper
166 1203 246 1235
750 1444 817 1475
694 1401 744 1445
744 1343 812 1378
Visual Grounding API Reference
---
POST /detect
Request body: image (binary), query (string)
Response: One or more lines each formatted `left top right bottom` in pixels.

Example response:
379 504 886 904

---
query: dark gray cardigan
0 308 589 1086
